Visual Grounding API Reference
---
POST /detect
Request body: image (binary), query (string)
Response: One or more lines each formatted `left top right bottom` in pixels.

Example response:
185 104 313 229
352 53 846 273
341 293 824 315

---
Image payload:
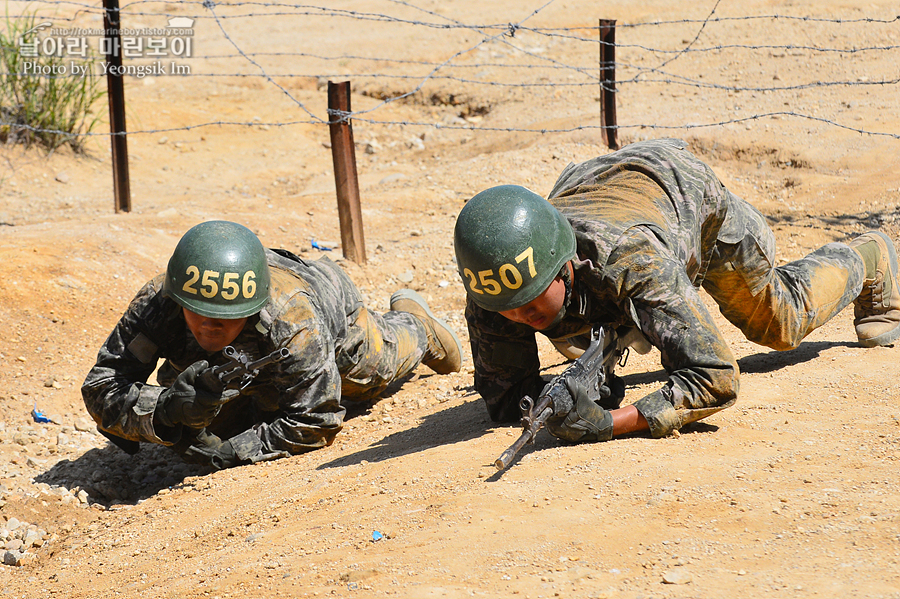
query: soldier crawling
82 220 462 469
453 138 899 444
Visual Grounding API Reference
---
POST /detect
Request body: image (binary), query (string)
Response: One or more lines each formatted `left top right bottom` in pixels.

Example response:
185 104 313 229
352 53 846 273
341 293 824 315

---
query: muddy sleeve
465 300 549 422
80 280 179 445
239 323 346 457
604 226 739 437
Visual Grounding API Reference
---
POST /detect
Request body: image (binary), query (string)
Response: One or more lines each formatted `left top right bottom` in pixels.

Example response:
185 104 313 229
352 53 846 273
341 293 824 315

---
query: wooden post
327 81 366 265
102 0 131 212
598 19 618 150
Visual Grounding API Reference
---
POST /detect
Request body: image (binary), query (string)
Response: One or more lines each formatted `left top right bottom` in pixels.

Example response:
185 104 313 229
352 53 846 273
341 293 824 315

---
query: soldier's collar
253 305 273 335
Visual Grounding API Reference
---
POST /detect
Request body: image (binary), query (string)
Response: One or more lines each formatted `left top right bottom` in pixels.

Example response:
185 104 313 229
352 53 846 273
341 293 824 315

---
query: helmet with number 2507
454 185 576 312
164 220 271 319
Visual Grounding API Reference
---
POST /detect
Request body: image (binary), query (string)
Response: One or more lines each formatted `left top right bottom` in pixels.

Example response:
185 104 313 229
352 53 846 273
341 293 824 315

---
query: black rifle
494 326 620 471
100 346 291 455
207 345 292 390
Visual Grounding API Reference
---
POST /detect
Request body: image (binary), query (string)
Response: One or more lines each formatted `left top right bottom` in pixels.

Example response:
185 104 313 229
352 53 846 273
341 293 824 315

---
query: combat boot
390 289 462 374
849 231 900 347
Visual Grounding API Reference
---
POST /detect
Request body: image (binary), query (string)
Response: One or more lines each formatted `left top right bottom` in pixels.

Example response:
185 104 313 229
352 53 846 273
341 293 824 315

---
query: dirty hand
182 429 240 470
546 377 614 443
156 360 225 429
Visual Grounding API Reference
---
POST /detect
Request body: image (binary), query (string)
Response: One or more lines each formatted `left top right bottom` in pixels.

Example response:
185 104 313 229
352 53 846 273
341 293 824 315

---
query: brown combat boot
390 289 462 374
849 231 900 347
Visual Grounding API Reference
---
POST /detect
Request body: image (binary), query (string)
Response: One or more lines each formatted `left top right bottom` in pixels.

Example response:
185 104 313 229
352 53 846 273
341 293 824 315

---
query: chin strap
546 263 575 328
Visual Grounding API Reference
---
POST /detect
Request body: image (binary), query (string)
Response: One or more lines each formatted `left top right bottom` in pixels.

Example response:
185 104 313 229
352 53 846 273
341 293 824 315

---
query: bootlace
857 273 885 316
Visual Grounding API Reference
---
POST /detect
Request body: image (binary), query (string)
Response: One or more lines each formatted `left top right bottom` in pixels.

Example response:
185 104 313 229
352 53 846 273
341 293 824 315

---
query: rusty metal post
598 19 618 150
327 81 366 265
102 0 131 212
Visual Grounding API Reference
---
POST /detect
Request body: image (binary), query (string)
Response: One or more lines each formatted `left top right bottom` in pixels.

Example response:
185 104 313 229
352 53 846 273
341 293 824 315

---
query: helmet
454 185 576 311
164 221 270 319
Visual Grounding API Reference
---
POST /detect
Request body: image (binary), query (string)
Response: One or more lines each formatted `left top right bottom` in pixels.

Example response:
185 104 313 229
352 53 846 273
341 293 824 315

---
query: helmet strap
545 262 573 329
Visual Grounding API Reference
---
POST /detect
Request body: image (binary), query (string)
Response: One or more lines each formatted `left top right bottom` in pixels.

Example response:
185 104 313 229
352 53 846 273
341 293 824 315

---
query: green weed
0 9 105 153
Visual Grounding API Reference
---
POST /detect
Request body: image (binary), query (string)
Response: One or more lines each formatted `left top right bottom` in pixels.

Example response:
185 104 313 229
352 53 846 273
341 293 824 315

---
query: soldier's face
499 275 567 331
183 308 248 352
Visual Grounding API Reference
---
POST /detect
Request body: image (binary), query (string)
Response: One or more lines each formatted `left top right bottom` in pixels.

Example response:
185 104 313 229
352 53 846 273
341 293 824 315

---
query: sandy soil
2 1 900 597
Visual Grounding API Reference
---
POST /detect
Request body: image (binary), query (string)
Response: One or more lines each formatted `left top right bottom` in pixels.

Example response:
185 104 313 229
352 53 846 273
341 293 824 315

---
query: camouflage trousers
191 260 428 447
704 193 865 350
336 306 426 400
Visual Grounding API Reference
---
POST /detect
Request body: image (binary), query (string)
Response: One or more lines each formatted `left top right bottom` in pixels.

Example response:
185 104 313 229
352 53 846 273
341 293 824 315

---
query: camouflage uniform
466 138 865 437
82 248 429 462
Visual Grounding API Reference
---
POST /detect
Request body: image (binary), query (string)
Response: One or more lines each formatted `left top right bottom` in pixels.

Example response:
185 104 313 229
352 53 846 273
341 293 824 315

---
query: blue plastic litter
372 530 384 542
32 404 53 424
311 240 333 251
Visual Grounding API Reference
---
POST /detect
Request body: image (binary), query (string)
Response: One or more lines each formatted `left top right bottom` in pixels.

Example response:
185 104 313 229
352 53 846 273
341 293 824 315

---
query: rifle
493 326 620 471
207 345 292 390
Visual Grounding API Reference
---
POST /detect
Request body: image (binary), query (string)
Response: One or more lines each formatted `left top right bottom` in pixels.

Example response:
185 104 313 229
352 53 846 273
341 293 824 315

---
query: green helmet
164 221 270 319
454 185 576 311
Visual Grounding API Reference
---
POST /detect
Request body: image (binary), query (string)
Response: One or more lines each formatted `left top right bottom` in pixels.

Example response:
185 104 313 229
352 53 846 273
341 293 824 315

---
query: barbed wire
8 0 900 28
1 0 898 141
8 69 897 94
5 111 899 141
203 1 322 121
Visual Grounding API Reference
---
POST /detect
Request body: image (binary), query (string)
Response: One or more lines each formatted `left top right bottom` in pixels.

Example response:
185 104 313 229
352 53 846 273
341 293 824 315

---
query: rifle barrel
493 405 553 470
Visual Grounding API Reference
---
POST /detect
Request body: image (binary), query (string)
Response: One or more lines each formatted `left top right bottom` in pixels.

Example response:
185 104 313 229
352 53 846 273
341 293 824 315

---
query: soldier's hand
156 360 225 429
545 378 574 416
546 377 614 443
181 429 241 470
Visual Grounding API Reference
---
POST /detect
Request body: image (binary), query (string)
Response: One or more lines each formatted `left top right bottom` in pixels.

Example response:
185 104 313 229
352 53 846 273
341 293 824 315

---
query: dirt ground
2 1 900 597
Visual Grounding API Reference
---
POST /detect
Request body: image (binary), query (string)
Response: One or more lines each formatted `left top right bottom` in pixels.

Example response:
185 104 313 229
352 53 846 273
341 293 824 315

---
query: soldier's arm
465 299 547 422
611 404 649 436
81 277 183 445
603 226 739 437
239 325 346 458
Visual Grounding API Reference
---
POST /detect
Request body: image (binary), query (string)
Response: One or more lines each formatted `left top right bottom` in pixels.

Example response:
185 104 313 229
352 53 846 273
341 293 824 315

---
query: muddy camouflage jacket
466 138 741 437
82 250 361 460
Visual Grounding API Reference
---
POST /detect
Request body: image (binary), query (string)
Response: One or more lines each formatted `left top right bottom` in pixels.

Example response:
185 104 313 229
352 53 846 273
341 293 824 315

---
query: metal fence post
102 0 131 212
598 19 618 150
327 81 367 265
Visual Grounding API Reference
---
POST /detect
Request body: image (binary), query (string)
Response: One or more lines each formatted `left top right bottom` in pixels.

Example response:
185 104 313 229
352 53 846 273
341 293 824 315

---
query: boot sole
859 323 900 347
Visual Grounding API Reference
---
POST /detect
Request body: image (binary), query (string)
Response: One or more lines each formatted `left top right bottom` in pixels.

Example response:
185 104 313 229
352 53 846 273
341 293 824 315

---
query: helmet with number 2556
454 185 576 312
164 220 271 319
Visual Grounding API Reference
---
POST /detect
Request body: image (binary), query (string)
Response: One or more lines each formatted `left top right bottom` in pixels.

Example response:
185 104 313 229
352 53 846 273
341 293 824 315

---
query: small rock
662 569 693 584
3 550 34 566
378 173 407 185
73 418 94 432
54 172 70 184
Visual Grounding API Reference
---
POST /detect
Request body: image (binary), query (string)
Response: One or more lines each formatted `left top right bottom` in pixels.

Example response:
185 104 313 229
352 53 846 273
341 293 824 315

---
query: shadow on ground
34 442 211 506
319 396 496 470
738 340 860 374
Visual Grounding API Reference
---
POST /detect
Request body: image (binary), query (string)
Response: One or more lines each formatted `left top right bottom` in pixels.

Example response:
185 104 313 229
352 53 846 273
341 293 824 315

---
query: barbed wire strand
201 0 322 122
654 0 722 70
2 1 898 142
4 111 899 140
